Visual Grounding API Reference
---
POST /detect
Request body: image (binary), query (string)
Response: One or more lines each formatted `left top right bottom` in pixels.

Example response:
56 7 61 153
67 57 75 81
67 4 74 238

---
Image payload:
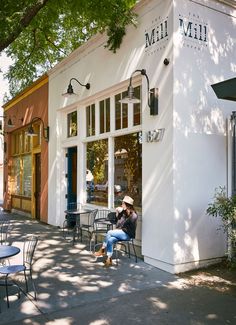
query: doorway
67 147 77 208
35 153 41 220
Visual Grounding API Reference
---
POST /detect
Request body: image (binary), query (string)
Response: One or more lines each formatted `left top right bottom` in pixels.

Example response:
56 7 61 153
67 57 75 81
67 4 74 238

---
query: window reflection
86 139 108 205
115 91 128 130
86 104 95 137
67 111 77 137
114 132 142 211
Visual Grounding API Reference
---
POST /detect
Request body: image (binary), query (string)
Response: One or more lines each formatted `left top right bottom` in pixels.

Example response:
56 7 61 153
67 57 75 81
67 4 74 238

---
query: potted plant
206 186 236 261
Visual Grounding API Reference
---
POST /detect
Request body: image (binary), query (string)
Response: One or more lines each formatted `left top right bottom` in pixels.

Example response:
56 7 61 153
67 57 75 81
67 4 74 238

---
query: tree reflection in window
114 132 142 210
67 111 77 137
86 139 108 205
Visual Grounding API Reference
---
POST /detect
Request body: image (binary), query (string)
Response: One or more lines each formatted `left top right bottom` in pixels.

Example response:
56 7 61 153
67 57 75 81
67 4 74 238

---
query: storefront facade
2 75 49 222
48 0 236 273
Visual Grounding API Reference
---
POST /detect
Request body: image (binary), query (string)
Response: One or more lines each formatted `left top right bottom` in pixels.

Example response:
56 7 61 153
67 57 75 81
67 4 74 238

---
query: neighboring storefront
46 0 236 273
2 75 49 222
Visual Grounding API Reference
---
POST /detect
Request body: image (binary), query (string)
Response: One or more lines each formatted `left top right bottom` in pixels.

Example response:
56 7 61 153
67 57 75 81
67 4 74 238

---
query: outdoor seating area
0 211 168 323
63 206 138 262
0 216 39 312
0 211 235 324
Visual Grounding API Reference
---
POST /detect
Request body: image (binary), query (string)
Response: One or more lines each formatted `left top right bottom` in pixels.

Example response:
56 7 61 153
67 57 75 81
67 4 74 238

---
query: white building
48 0 236 273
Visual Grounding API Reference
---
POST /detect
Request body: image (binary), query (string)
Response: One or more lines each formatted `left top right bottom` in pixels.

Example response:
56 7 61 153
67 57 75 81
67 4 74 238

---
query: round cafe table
0 245 20 260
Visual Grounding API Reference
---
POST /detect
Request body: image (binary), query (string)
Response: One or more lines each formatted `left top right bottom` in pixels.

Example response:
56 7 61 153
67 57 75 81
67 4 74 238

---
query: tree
0 0 136 99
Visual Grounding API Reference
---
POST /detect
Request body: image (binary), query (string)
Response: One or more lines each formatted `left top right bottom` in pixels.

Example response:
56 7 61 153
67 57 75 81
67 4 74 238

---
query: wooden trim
3 75 48 111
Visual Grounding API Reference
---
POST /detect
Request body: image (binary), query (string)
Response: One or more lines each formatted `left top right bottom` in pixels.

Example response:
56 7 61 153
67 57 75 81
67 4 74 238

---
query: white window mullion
95 100 99 136
110 95 115 132
108 136 114 209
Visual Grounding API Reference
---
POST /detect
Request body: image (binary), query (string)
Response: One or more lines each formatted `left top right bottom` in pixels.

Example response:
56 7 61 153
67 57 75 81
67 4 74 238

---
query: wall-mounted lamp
26 117 49 142
62 78 90 97
119 69 158 115
6 116 23 128
0 115 24 128
163 58 170 66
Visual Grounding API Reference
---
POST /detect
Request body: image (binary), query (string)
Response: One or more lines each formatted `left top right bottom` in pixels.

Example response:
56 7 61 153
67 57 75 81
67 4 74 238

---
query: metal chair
0 235 39 308
90 209 112 251
115 238 138 264
0 220 12 245
62 202 78 239
73 209 98 247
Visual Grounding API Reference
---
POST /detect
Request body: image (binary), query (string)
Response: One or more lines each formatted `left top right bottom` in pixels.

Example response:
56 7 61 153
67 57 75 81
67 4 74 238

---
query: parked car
95 181 122 193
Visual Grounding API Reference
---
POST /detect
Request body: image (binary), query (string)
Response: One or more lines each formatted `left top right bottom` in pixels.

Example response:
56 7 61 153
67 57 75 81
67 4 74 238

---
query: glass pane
105 98 110 132
100 100 105 134
92 104 95 136
86 139 108 205
11 158 21 195
133 86 141 126
122 91 128 129
67 111 77 137
114 132 142 212
22 155 32 197
115 94 121 130
86 106 90 137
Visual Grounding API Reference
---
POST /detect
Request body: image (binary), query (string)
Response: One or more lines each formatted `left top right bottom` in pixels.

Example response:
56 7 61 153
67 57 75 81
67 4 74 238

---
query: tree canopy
0 0 136 99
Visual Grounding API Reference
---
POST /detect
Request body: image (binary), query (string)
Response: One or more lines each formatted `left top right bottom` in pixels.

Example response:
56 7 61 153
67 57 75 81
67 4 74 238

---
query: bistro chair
62 202 78 239
0 220 13 246
114 220 138 265
90 209 112 251
73 209 98 247
0 235 39 308
114 238 138 265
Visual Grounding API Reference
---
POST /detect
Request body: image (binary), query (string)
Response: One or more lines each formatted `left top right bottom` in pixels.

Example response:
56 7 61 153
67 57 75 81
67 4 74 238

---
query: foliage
206 186 236 262
206 186 236 232
87 139 108 184
0 0 137 99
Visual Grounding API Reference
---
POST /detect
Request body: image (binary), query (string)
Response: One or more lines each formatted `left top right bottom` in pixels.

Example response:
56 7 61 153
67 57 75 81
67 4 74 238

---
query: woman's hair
125 202 134 210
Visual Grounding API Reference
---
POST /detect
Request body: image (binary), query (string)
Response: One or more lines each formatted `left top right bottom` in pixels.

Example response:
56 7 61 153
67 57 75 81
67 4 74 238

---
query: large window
67 111 77 137
86 139 108 205
86 104 95 136
114 132 142 210
10 128 40 198
85 87 142 210
11 154 32 197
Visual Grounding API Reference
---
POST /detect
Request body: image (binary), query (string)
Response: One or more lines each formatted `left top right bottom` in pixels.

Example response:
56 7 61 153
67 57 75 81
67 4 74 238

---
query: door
67 147 77 208
35 153 41 220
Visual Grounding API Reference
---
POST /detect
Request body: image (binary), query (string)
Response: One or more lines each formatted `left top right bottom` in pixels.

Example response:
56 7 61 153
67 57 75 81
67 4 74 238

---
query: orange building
2 74 48 223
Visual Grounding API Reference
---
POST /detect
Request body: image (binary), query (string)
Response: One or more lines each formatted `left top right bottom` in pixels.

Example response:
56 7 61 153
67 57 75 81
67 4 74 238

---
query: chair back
81 209 98 228
23 235 39 269
95 209 111 221
95 209 111 231
0 220 12 245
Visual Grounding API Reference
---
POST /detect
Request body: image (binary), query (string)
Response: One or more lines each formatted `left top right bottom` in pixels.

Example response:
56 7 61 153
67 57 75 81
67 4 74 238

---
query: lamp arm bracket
69 78 90 89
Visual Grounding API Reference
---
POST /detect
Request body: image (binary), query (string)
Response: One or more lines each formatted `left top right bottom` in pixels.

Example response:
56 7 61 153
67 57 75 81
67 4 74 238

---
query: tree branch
0 0 50 52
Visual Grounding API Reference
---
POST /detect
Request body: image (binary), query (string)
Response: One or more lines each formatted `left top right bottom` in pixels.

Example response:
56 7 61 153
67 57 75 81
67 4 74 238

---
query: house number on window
146 128 165 142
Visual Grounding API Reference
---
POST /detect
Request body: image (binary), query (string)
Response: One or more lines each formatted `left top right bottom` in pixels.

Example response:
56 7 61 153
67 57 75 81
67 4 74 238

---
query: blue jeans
103 229 130 257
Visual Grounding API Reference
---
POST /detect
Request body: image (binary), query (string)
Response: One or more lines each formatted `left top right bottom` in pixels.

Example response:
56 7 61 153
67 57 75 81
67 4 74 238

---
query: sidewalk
0 212 235 324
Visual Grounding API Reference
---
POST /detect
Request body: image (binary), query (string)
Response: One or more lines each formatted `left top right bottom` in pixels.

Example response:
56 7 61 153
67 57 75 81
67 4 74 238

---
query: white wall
172 0 236 272
48 0 235 273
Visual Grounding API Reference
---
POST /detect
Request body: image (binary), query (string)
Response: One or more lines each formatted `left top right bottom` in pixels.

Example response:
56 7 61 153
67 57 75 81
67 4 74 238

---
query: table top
64 208 91 215
0 245 20 259
94 218 112 225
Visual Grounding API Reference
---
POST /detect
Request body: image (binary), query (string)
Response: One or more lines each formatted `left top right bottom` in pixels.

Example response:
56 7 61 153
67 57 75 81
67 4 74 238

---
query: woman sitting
94 195 138 267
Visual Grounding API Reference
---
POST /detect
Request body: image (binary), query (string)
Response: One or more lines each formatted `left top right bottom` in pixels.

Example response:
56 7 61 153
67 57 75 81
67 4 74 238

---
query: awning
211 77 236 101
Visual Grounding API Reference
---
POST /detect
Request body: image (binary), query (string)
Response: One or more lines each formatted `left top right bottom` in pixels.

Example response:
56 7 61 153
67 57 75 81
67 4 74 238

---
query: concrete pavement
0 211 235 324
